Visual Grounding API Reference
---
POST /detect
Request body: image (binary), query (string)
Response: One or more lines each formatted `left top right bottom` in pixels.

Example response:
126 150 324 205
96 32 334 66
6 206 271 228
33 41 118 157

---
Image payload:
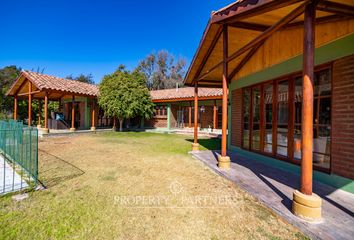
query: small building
147 87 222 131
6 71 113 132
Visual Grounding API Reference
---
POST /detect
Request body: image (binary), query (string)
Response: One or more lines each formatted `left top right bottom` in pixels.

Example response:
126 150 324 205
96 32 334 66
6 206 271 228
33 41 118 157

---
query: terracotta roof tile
150 87 222 101
22 71 99 96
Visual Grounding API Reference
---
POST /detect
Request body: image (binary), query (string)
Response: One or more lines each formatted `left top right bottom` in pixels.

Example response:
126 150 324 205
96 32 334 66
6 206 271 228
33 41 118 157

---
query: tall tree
98 65 154 131
135 50 186 90
66 73 94 84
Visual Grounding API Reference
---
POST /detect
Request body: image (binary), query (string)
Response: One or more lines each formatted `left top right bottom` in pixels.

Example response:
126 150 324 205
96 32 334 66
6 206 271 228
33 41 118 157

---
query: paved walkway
191 150 354 240
0 154 28 195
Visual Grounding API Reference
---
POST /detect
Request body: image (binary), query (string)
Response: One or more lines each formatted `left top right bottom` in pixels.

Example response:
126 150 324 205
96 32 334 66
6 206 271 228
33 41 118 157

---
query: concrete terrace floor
191 150 354 240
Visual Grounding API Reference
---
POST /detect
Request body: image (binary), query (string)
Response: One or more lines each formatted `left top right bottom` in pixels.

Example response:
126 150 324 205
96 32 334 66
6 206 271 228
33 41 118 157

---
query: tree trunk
119 118 124 132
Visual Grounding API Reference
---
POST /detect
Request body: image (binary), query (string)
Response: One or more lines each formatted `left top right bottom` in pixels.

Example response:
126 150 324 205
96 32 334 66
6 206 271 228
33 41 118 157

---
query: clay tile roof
150 87 222 101
20 70 98 96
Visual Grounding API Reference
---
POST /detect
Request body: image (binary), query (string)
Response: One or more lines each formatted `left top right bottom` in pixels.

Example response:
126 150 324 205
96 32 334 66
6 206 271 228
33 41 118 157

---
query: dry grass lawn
0 132 308 239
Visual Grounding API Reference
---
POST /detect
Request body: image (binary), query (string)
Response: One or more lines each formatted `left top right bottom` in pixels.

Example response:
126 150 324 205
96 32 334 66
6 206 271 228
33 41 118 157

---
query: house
146 87 222 131
184 0 354 220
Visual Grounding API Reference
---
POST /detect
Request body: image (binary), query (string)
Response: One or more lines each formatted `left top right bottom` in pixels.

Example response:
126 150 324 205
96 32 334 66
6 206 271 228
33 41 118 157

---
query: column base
191 143 200 151
37 124 42 129
90 127 96 131
42 128 49 134
69 128 76 132
218 155 231 169
292 190 322 222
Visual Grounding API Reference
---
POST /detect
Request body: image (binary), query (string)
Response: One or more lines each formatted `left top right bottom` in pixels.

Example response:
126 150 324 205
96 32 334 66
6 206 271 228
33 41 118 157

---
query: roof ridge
23 70 97 87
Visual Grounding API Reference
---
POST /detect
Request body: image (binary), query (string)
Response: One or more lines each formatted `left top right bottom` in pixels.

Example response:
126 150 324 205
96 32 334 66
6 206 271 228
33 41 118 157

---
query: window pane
263 84 273 153
277 81 289 157
252 88 261 151
243 89 251 149
294 78 302 161
319 97 331 124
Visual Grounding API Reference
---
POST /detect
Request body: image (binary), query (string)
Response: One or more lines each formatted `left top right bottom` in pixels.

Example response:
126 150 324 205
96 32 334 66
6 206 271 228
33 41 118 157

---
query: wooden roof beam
317 1 354 17
229 21 269 31
193 26 223 84
198 1 309 81
228 40 265 82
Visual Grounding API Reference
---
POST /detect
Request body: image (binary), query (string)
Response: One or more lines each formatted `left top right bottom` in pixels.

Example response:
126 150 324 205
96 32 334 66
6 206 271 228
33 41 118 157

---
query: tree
0 66 22 119
135 50 186 90
98 65 154 131
66 73 94 84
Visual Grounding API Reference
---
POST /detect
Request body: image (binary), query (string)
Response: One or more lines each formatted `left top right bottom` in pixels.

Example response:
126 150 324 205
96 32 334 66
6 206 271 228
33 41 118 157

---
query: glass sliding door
293 77 302 161
313 69 331 169
263 84 273 153
251 87 261 151
276 81 289 157
242 89 251 149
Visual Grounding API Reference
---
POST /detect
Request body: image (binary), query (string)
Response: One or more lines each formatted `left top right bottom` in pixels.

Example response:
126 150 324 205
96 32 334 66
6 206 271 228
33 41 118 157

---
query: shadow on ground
186 138 221 151
38 149 85 188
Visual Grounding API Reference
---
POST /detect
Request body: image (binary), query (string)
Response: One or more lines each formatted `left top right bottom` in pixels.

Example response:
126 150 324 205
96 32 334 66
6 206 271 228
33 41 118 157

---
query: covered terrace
184 0 354 221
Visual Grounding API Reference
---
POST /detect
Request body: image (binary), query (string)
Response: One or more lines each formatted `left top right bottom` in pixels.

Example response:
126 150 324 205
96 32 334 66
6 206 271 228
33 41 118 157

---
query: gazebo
6 71 100 133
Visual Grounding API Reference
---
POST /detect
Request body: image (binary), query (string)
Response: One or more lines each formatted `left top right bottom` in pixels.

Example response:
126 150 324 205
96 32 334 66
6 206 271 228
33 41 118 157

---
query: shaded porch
191 150 354 240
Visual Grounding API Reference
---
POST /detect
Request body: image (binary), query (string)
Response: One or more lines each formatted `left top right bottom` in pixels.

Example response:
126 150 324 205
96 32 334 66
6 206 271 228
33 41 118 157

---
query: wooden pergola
6 71 99 132
184 0 354 220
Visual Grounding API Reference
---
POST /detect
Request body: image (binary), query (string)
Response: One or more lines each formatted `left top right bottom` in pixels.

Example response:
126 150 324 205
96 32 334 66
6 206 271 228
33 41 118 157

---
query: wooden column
70 96 75 131
213 100 217 129
91 100 96 131
292 2 321 222
188 102 192 128
221 24 228 157
192 84 199 151
44 92 48 130
301 2 316 196
13 96 17 120
28 82 32 126
37 100 42 128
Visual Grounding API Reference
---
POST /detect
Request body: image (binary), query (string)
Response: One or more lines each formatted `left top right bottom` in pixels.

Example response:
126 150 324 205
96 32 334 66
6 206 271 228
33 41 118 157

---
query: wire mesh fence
0 120 38 195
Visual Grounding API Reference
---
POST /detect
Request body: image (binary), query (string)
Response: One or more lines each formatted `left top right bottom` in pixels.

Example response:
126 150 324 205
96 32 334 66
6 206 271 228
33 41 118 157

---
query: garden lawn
0 132 308 240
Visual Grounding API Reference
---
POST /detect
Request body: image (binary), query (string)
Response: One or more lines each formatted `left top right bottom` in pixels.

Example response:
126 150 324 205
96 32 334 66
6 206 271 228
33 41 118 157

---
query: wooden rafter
317 1 354 17
198 1 309 81
228 40 265 82
229 21 269 31
193 26 223 84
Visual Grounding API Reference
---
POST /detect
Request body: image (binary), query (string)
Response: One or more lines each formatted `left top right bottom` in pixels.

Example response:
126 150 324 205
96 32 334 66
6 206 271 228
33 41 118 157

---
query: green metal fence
0 120 38 195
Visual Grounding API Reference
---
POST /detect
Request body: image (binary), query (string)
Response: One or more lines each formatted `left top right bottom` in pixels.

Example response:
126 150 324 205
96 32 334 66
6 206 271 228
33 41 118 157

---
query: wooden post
218 24 231 169
13 96 17 120
91 99 96 131
188 102 192 128
28 81 32 126
37 100 42 128
70 96 76 131
44 92 49 133
213 100 217 130
113 117 117 130
192 84 199 151
301 2 316 196
221 24 228 157
293 1 322 221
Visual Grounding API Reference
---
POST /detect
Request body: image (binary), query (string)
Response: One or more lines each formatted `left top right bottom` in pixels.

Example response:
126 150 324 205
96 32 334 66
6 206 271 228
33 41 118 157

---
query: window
241 67 332 171
263 84 273 153
155 106 167 116
242 89 251 149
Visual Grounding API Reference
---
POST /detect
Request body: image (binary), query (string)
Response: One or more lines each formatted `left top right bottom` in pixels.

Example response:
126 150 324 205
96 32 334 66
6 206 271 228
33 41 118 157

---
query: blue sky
0 0 232 83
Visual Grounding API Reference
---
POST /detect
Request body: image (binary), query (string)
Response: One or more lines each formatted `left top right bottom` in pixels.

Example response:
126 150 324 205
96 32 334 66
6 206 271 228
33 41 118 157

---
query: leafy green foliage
98 65 154 130
0 66 22 119
135 50 186 90
66 73 94 84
